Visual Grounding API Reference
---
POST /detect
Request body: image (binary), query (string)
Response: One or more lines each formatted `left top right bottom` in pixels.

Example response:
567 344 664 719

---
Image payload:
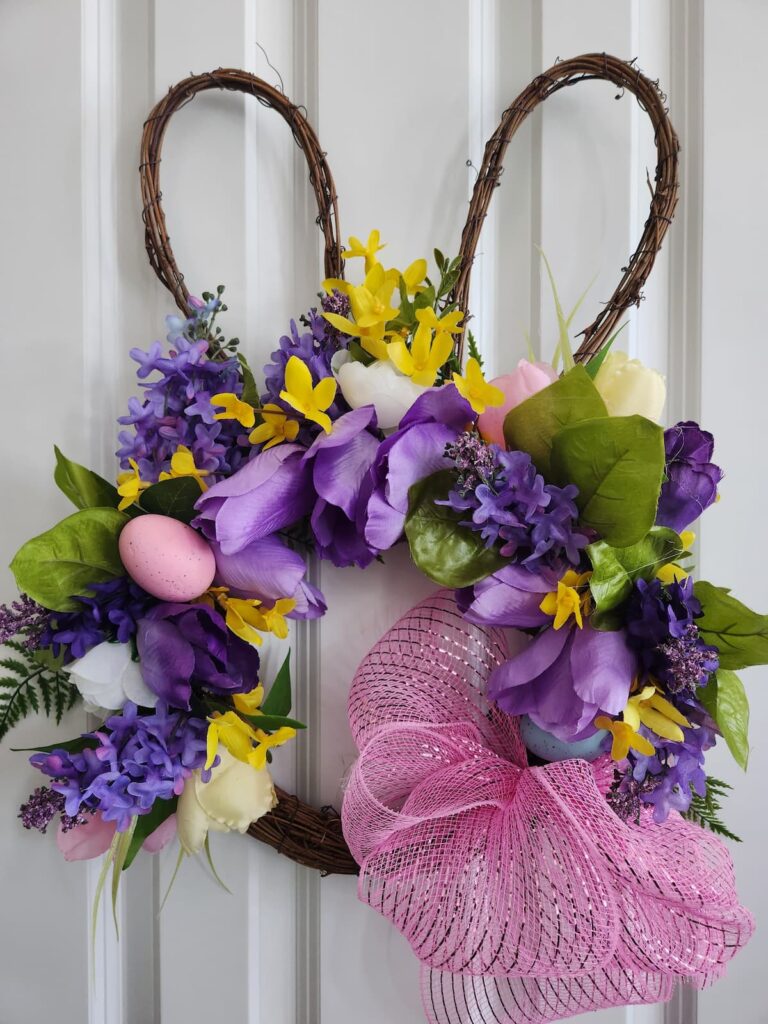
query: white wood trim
81 1 125 1020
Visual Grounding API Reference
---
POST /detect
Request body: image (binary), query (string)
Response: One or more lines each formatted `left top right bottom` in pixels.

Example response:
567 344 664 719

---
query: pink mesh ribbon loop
342 592 753 1024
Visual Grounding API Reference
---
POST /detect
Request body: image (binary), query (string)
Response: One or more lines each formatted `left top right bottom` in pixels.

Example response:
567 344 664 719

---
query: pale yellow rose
177 747 277 855
593 351 666 421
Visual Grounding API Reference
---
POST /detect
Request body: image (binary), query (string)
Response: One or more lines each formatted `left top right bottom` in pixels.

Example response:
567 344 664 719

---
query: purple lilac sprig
18 786 90 834
261 309 352 446
117 293 251 483
441 435 588 573
39 577 156 663
30 702 210 831
0 594 48 649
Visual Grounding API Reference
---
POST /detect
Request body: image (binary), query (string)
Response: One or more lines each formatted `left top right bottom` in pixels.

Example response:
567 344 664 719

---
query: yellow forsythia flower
539 570 593 629
341 229 386 273
158 444 210 492
210 392 257 429
249 404 300 450
452 358 505 414
279 357 337 433
388 322 454 387
594 716 656 761
116 458 149 511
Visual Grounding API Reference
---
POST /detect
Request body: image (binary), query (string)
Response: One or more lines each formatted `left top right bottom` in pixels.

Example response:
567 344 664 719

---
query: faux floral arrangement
2 229 765 906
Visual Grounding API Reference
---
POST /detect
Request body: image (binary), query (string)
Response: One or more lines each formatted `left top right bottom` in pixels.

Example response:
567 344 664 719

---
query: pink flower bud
476 359 557 446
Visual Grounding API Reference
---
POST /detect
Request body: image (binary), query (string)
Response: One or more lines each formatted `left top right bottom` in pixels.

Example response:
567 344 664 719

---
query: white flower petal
336 359 427 429
121 656 158 708
194 748 277 834
66 641 131 710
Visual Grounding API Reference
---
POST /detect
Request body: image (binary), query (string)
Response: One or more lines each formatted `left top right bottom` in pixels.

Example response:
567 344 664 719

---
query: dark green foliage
0 640 80 744
684 776 741 843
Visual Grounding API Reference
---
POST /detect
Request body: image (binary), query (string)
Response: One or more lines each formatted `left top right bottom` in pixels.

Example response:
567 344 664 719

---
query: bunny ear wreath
5 55 761 1023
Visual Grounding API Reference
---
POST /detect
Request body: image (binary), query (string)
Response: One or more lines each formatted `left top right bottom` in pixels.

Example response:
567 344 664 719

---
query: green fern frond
0 640 80 744
684 776 741 842
466 331 484 372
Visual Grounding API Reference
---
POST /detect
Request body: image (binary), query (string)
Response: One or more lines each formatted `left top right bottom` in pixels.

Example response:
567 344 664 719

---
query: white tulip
593 351 666 421
176 748 277 855
65 641 157 710
336 358 427 429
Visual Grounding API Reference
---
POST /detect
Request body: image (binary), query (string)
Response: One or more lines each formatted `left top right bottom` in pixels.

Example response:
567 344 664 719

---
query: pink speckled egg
118 515 216 602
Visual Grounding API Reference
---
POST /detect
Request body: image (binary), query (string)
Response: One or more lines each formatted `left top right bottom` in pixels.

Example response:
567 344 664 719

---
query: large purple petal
399 383 474 430
310 427 379 518
303 405 377 454
458 564 558 628
289 580 327 620
569 623 635 714
213 535 308 602
486 626 570 702
137 618 195 709
311 500 376 568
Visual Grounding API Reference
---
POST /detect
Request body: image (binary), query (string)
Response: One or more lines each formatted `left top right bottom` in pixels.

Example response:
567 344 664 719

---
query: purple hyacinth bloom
487 621 637 741
303 405 381 568
212 534 326 620
261 310 351 444
136 602 260 709
39 578 155 663
442 440 587 573
193 443 315 555
30 702 210 830
457 564 559 629
625 576 718 692
628 719 714 823
655 421 723 533
118 300 251 484
360 384 475 552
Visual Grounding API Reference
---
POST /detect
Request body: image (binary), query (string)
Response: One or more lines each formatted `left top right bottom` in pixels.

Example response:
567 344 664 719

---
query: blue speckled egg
519 715 608 763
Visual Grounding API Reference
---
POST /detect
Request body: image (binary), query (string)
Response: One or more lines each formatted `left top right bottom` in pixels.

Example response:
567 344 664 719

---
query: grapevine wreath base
1 50 760 1024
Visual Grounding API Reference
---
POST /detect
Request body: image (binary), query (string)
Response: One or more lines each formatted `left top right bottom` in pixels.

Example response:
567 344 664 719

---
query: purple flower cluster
18 786 89 833
31 702 210 831
625 577 719 692
0 594 47 649
443 439 588 572
621 722 715 824
261 310 351 444
656 421 723 533
117 300 251 483
40 578 155 663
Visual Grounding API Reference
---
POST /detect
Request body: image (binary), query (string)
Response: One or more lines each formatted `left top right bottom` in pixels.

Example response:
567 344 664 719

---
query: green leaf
10 508 128 612
239 712 306 731
261 651 292 717
694 581 768 670
12 735 98 754
550 414 665 547
587 527 684 624
54 447 120 510
122 797 177 871
236 353 260 407
347 340 375 366
502 366 608 478
699 669 750 771
404 470 507 588
139 477 201 524
584 323 626 380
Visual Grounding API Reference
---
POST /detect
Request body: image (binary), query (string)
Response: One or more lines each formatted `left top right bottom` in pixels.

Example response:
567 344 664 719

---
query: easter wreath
2 55 763 1022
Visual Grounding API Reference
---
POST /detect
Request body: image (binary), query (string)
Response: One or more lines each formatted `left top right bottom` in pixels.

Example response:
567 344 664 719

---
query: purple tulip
457 564 559 628
487 621 637 741
194 443 314 555
136 602 261 709
655 421 723 533
212 534 326 620
360 384 475 551
303 405 381 568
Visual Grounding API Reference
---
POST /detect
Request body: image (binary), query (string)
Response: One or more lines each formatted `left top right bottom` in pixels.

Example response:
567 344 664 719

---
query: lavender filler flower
18 786 89 834
442 434 588 572
0 594 48 648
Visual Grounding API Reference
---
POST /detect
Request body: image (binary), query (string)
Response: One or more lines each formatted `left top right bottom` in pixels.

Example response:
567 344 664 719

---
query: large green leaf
261 651 292 717
699 669 750 771
502 365 607 478
404 470 507 588
550 414 665 547
10 508 127 611
694 581 768 669
587 527 684 625
140 477 201 524
54 446 119 510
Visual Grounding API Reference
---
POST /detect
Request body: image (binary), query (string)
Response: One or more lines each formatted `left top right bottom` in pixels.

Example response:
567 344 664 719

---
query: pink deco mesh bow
341 592 753 1024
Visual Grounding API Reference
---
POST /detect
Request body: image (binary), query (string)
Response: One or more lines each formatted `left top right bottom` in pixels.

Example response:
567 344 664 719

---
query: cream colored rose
336 357 427 429
593 351 666 421
176 747 277 855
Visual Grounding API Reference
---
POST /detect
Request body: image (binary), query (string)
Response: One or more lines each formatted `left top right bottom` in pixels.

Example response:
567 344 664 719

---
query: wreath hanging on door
2 56 762 1023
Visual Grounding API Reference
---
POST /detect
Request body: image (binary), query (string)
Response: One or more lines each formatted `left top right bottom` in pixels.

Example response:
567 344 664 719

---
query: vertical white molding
81 2 125 1022
666 13 704 1024
529 0 543 358
467 0 499 372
